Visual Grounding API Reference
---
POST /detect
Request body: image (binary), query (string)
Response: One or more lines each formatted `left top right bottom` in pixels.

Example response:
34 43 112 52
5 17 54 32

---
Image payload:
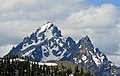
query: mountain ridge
6 22 120 76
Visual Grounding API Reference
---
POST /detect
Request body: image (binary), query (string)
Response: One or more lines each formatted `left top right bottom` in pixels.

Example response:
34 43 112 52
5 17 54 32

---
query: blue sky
87 0 120 7
0 0 120 66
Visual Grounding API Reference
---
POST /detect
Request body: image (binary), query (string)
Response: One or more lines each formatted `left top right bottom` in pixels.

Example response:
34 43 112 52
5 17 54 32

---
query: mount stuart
6 22 120 76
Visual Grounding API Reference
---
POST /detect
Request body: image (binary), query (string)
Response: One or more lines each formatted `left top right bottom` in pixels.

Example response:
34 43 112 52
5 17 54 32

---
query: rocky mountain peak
77 35 94 50
6 22 119 76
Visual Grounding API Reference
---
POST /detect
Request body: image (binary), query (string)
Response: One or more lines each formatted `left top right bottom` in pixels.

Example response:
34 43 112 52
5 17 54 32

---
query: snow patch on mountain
6 22 119 76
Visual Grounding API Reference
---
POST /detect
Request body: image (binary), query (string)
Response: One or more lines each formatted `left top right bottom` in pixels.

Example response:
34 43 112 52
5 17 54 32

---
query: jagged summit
8 22 66 61
37 22 54 32
6 22 119 76
83 35 91 42
37 22 62 38
77 35 94 50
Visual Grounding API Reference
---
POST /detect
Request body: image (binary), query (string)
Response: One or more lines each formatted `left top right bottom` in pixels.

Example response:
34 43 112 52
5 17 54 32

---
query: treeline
0 57 94 76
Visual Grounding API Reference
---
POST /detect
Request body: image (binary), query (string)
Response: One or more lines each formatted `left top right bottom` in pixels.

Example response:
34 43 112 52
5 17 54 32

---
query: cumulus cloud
63 4 120 28
0 0 86 21
0 0 39 12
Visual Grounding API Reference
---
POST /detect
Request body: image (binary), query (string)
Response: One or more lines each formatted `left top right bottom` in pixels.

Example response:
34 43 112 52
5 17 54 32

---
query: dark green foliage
66 67 72 75
74 65 94 76
0 57 93 76
74 65 80 76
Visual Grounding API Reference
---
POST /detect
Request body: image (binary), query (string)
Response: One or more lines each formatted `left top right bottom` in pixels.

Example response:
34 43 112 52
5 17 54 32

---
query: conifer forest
0 57 94 76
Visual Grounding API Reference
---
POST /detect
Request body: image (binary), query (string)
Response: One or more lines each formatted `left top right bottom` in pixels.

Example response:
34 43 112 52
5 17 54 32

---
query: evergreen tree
74 65 80 76
66 67 72 76
80 68 84 76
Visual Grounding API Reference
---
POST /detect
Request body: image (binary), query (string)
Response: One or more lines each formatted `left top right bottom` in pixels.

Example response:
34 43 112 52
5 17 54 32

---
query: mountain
6 22 120 76
8 22 67 61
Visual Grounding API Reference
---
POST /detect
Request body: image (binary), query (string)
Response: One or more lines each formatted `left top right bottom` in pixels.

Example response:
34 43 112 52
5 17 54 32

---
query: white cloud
0 0 86 21
63 4 120 29
0 20 46 46
0 0 39 12
0 44 15 57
